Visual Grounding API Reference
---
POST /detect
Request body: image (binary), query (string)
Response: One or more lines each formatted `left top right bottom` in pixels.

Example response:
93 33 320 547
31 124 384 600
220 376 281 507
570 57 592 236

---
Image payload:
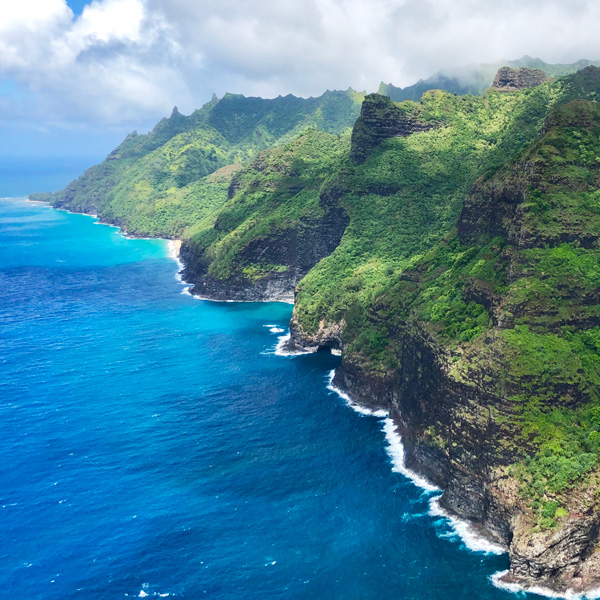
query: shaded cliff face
349 94 437 163
329 99 600 594
180 199 349 302
180 129 351 301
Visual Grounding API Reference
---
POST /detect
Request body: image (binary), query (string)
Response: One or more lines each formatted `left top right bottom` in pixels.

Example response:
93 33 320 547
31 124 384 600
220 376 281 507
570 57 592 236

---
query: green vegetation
294 79 567 347
33 90 365 238
515 401 600 528
368 92 600 512
185 128 348 283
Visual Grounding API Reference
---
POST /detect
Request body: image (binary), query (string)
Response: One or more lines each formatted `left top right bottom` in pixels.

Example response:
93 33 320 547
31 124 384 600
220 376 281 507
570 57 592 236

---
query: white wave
383 418 507 555
273 333 313 356
264 324 277 328
166 240 188 292
135 588 170 598
382 418 441 493
326 369 511 557
429 496 505 555
188 295 294 305
270 327 284 333
326 370 388 417
167 240 182 263
491 570 600 600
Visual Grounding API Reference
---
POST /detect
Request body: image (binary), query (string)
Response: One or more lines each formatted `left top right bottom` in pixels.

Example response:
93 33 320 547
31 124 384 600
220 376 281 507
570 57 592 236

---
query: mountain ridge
379 56 599 102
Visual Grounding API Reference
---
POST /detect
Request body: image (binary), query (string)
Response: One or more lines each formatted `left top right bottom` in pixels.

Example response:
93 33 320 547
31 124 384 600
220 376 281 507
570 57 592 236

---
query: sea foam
491 571 600 600
273 333 313 356
429 496 504 555
326 370 388 417
326 368 514 559
381 417 441 493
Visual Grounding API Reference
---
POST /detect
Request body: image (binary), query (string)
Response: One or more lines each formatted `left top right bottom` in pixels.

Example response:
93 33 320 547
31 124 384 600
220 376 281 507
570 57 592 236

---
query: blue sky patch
66 0 91 16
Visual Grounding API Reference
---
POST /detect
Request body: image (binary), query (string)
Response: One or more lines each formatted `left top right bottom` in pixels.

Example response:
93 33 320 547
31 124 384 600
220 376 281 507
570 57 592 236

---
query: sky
1 0 600 163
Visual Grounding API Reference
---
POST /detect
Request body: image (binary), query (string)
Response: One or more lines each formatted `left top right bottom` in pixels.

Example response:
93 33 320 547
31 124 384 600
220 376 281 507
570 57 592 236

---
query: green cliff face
32 90 365 238
327 74 600 593
179 128 351 301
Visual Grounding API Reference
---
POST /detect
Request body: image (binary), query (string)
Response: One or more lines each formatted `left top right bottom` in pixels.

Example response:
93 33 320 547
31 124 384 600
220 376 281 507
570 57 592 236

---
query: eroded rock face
180 193 350 303
350 94 437 163
287 317 346 353
492 67 548 91
508 511 600 593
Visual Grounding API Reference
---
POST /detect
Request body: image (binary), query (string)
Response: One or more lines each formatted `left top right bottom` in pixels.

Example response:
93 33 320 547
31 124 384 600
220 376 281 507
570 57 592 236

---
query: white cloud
0 0 599 128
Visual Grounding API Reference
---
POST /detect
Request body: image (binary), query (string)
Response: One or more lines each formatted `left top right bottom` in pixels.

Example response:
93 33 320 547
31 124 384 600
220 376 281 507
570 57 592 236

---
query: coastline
25 196 600 599
326 369 510 555
325 362 600 600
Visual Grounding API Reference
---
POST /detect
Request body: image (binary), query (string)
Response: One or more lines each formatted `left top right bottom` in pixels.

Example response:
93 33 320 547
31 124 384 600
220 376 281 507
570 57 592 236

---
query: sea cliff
289 92 600 594
32 63 600 595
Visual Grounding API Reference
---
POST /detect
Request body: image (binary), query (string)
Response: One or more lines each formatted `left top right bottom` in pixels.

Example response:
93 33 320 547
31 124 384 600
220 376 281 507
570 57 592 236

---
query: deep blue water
0 197 547 600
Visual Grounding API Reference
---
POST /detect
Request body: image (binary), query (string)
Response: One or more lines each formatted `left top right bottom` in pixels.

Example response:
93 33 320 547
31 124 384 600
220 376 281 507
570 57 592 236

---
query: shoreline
25 196 600 599
325 365 600 599
326 369 510 554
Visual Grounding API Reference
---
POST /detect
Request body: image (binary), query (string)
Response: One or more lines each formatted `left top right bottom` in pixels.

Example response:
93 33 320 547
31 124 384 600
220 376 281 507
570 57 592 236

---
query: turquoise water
0 197 541 599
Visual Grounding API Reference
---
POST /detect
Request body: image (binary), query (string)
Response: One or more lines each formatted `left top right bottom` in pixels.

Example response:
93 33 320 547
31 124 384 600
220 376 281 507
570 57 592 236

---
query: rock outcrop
492 66 548 91
350 94 437 163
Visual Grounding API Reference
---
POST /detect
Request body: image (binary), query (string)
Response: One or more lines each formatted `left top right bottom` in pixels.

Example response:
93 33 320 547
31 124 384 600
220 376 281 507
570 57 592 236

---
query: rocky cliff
492 66 548 91
180 189 349 302
349 94 437 163
312 98 600 594
180 129 351 302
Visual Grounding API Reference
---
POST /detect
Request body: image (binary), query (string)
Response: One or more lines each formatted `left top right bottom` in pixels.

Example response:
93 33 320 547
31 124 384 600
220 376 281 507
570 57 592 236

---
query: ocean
1 196 554 599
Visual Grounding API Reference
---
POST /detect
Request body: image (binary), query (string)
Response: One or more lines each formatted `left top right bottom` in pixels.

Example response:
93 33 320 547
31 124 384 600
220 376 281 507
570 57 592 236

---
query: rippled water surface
0 197 542 599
